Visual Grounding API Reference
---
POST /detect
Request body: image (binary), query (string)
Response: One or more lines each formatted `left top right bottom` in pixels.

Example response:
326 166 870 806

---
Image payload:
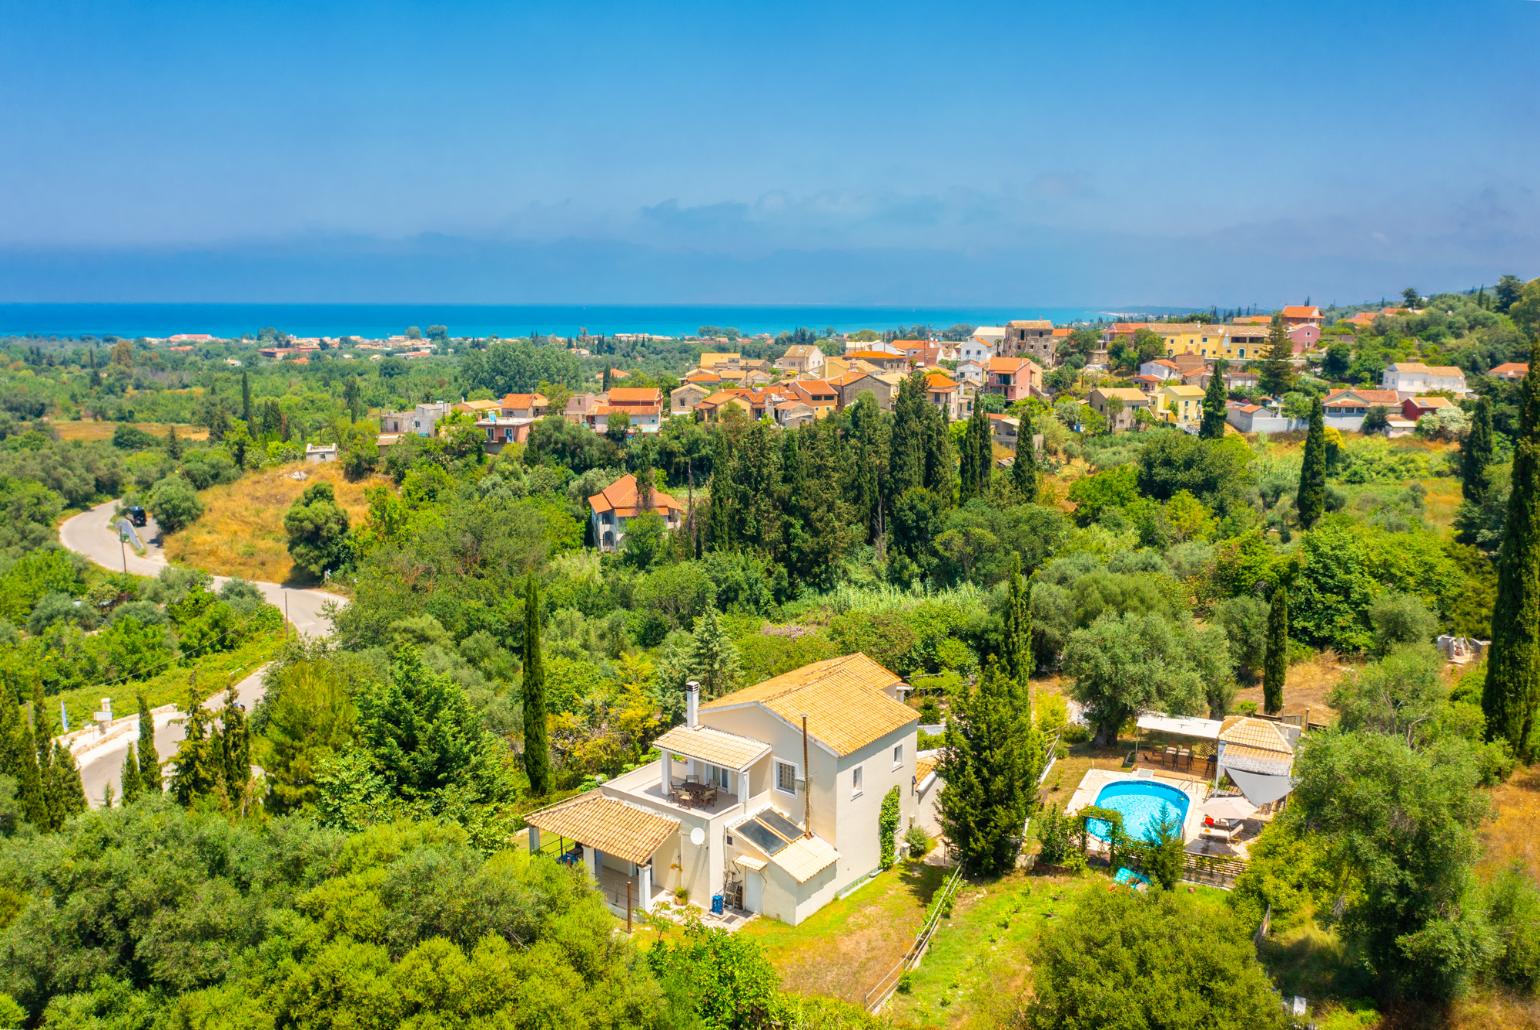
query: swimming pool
1085 780 1190 843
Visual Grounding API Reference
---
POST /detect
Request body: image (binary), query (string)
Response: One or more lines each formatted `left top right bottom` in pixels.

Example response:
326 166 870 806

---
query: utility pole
119 526 128 573
284 590 292 639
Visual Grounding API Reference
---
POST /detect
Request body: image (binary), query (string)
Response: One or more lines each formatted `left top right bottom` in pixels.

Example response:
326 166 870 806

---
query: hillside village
0 278 1538 1028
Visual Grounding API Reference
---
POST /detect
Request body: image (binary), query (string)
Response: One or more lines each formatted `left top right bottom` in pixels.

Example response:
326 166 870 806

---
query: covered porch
651 722 771 812
525 792 678 928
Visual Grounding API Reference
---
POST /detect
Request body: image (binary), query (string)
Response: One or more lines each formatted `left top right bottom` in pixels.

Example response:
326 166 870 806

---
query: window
892 744 903 768
709 765 730 790
852 765 864 798
775 760 798 795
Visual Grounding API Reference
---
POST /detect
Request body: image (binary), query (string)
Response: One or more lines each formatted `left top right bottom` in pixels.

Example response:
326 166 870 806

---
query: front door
743 870 763 913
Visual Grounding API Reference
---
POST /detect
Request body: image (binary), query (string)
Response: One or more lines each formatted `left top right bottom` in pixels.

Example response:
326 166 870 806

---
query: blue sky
2 0 1537 306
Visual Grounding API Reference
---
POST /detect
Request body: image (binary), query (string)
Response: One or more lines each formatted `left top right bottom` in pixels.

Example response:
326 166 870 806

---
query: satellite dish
689 827 706 846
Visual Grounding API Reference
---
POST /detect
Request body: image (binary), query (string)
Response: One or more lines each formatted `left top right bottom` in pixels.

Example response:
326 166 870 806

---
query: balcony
605 761 767 823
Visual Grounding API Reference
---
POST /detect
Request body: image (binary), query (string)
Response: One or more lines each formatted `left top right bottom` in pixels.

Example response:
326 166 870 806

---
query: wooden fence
863 864 965 1013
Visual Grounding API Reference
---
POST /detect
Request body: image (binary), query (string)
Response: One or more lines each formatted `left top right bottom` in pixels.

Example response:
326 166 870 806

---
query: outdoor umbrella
1205 795 1257 821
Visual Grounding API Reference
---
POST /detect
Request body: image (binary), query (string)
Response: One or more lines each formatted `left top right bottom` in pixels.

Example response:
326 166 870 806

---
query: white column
737 768 747 806
585 846 600 884
527 826 540 854
639 863 653 912
661 755 671 795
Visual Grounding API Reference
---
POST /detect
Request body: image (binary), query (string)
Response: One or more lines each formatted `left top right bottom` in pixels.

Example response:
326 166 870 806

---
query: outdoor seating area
669 777 721 809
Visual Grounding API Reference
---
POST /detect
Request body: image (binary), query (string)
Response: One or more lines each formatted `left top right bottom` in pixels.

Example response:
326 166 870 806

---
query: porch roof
525 792 679 865
654 724 772 770
772 835 841 884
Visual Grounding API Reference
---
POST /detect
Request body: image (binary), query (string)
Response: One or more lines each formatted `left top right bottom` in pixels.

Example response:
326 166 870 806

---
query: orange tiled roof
525 793 678 865
1281 305 1322 319
703 654 914 757
924 372 958 391
587 474 684 517
606 387 663 404
986 356 1034 374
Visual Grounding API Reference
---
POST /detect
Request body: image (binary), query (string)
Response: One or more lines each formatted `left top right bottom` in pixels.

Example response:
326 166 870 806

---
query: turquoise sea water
0 303 1183 340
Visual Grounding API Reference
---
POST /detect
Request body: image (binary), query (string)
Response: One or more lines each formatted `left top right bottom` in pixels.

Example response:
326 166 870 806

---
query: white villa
525 654 939 926
1381 362 1468 398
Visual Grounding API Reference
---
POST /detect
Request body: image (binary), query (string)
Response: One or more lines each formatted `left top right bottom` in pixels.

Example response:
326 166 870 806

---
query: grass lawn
1479 762 1540 883
885 873 1231 1028
48 419 209 443
165 461 387 585
733 859 949 1006
51 629 283 731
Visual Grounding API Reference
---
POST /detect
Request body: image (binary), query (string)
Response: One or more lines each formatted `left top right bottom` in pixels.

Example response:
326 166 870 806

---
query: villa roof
587 474 684 517
1387 362 1463 377
1490 362 1530 379
525 793 678 865
1281 305 1322 319
1008 319 1053 329
915 755 938 784
986 356 1036 374
654 724 772 769
924 372 958 392
606 387 664 405
1218 716 1293 754
1324 389 1400 409
500 392 548 408
703 654 914 757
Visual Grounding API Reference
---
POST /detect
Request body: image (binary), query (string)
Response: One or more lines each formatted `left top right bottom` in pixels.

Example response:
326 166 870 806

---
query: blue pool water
1086 780 1190 843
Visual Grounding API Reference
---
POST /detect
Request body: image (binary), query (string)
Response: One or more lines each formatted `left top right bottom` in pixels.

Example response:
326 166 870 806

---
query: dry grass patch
1235 650 1349 724
737 860 949 1005
49 420 209 443
1480 764 1540 882
165 461 387 585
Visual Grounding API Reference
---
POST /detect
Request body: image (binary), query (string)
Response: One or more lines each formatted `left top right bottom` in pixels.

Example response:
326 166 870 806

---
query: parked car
124 505 148 527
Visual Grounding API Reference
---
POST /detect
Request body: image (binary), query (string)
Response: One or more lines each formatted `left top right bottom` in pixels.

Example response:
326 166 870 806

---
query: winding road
58 499 346 804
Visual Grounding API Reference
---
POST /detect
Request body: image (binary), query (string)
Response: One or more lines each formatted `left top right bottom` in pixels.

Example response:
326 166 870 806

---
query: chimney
686 680 700 729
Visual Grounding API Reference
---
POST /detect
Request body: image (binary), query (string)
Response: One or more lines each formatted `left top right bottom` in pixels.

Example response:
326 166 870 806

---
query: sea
0 303 1185 341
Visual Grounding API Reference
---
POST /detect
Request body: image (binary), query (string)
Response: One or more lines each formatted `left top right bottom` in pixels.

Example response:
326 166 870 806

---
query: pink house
1287 323 1321 353
983 356 1043 402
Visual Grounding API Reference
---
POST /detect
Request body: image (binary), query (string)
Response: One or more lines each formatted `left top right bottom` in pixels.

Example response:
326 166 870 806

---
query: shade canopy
1225 767 1295 807
1204 794 1257 821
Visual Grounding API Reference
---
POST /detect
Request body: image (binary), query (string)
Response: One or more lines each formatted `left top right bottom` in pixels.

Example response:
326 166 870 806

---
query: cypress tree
521 575 551 795
120 743 143 804
1011 414 1039 503
959 407 992 502
166 424 183 460
1199 360 1229 439
136 695 161 793
937 659 1043 875
170 688 219 806
1000 555 1033 698
0 686 46 826
887 373 929 499
214 686 251 807
1297 396 1327 529
1460 396 1495 503
688 605 742 699
1484 344 1540 757
240 371 252 424
47 742 85 823
1263 586 1288 715
1259 314 1294 396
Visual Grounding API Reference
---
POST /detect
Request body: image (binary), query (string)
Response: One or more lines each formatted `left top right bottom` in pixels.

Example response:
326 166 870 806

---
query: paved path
58 499 346 805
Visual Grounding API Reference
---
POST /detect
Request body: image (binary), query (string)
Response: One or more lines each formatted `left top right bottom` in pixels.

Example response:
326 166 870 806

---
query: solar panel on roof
758 810 805 842
734 817 789 855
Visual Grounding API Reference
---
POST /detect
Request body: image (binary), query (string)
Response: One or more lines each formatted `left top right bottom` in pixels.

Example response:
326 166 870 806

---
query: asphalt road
58 499 347 805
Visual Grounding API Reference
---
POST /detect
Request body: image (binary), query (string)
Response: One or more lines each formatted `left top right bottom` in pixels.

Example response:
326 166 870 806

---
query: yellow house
1159 324 1234 358
1157 383 1205 424
699 352 742 370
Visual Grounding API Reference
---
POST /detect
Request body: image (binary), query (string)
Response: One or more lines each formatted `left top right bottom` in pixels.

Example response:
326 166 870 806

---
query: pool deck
1065 768 1209 848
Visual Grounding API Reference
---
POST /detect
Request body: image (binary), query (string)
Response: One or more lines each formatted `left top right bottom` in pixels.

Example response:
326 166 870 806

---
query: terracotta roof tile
702 654 915 757
525 793 678 865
